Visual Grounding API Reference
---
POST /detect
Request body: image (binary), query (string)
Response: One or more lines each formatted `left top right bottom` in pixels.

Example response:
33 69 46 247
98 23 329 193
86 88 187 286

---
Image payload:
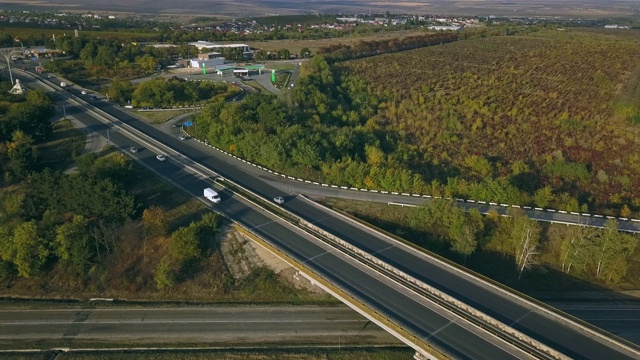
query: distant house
428 25 461 31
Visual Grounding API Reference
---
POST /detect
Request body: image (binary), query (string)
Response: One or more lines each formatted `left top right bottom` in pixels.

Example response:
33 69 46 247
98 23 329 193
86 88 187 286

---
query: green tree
155 256 176 289
254 49 268 61
3 221 50 278
589 220 637 283
170 226 203 263
533 186 554 208
6 131 38 179
55 215 93 274
559 224 595 274
300 47 312 58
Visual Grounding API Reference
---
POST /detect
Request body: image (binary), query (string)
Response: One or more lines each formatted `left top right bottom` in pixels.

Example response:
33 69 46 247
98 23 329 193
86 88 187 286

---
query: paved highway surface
0 306 399 344
551 303 640 346
30 75 539 360
19 72 640 359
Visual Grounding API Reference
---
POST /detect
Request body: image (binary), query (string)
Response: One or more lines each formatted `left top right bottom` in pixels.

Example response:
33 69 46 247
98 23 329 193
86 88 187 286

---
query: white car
273 196 285 205
129 147 139 153
81 90 87 95
179 135 188 141
156 154 166 161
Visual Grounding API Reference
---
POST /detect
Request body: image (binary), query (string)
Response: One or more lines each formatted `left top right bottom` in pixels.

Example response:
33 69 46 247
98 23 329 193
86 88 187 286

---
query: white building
189 41 251 54
189 58 225 69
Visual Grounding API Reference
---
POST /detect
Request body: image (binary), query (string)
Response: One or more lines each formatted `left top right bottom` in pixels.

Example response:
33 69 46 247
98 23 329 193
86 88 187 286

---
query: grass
133 109 190 125
36 118 86 171
245 30 427 54
273 72 291 90
0 354 43 360
266 63 296 71
242 79 268 93
49 347 414 360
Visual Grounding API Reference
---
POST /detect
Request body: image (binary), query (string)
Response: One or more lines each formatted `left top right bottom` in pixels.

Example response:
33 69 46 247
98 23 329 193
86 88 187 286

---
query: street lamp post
14 39 23 53
0 48 19 85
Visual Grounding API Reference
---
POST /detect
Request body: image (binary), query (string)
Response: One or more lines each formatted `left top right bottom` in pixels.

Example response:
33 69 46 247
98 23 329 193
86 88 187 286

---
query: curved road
19 72 640 359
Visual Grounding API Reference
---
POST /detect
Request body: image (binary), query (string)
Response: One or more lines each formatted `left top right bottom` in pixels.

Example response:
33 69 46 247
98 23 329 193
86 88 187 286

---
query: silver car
273 196 285 205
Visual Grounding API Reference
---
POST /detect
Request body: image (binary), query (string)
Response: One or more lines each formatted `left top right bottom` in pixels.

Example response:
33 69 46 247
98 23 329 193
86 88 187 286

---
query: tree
590 220 637 283
300 47 312 58
254 49 268 61
6 131 38 179
533 186 554 209
170 226 203 263
142 206 170 238
511 210 541 279
55 215 93 274
559 224 595 274
3 221 50 278
277 48 291 60
155 256 176 289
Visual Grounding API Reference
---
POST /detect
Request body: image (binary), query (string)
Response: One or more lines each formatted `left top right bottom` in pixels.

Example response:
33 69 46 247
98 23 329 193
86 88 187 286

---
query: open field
246 30 428 54
1 0 637 17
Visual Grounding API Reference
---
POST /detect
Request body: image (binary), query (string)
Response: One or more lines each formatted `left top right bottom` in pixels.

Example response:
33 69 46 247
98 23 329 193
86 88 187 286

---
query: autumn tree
142 206 170 238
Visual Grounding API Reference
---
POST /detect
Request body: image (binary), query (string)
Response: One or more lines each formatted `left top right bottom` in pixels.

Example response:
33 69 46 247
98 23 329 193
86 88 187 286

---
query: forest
193 29 640 218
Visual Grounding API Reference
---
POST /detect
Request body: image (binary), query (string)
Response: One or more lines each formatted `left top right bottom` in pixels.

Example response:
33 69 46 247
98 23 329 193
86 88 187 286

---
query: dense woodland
194 29 640 218
343 30 640 215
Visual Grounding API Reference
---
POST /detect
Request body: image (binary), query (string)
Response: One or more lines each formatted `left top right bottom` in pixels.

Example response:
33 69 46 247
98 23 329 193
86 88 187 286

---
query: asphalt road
0 306 400 344
551 303 640 346
18 72 640 359
30 75 537 360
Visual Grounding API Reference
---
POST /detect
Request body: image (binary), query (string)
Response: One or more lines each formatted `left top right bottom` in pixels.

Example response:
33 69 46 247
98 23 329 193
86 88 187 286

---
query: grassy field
133 109 191 124
246 30 427 54
53 347 413 360
36 118 86 171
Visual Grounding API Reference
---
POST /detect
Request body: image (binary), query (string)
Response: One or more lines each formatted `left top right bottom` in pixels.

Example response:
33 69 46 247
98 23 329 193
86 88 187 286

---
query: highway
0 306 399 344
19 72 640 359
28 74 539 360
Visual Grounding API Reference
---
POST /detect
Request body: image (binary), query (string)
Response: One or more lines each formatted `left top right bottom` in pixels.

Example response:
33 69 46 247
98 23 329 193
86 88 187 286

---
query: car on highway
273 196 285 205
81 90 87 95
179 135 188 141
172 123 182 128
129 147 139 153
156 154 167 161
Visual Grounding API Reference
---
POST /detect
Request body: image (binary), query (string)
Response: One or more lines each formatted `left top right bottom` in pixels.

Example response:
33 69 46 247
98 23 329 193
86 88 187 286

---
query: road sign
184 121 193 127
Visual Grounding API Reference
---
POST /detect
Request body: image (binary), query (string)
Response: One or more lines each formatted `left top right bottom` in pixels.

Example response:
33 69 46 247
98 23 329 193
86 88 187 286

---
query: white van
204 188 221 203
